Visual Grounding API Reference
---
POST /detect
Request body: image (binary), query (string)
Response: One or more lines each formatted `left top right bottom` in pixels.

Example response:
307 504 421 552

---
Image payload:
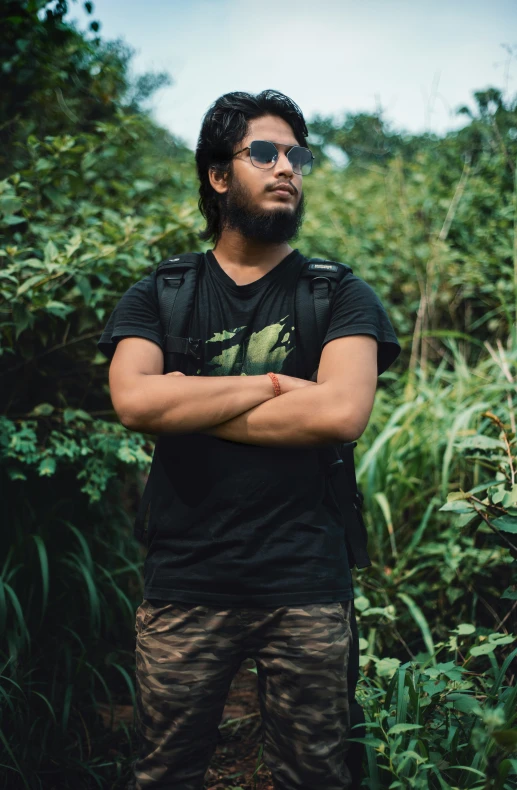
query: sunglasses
232 140 314 176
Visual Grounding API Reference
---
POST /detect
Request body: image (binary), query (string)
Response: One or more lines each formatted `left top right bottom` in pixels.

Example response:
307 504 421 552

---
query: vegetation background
1 1 516 788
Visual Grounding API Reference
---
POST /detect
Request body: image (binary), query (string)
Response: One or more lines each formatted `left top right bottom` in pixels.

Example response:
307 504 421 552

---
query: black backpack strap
295 256 371 570
294 258 352 380
134 253 203 546
156 252 204 373
134 453 155 545
327 443 371 569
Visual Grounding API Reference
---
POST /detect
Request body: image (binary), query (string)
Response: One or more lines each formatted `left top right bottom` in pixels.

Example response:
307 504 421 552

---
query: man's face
218 114 306 244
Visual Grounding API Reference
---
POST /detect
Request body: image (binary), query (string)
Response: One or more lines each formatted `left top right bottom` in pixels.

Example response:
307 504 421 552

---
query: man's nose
273 151 294 177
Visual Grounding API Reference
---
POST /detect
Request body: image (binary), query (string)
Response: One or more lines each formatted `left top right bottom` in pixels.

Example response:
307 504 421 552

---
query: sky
70 0 517 149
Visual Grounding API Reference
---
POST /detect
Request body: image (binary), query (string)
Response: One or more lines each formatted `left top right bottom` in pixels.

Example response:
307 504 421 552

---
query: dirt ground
204 658 274 790
100 658 273 790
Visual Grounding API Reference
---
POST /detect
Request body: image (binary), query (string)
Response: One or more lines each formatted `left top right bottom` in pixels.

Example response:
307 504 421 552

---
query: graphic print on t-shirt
202 314 296 376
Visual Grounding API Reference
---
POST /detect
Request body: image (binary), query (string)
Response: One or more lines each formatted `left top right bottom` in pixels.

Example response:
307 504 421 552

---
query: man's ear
208 166 229 195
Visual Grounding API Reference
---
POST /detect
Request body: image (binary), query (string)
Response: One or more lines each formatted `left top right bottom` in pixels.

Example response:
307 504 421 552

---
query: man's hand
167 370 317 395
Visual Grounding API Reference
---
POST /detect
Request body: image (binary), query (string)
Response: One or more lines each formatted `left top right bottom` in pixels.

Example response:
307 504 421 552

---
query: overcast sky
71 0 517 149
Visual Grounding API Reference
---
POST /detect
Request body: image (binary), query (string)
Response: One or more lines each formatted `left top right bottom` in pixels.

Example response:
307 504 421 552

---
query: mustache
266 182 298 196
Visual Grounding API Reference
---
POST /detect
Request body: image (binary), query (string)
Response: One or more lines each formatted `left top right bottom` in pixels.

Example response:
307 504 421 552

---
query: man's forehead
244 115 298 143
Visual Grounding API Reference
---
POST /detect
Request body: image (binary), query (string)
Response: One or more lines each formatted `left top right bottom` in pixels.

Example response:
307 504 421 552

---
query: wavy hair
195 90 308 245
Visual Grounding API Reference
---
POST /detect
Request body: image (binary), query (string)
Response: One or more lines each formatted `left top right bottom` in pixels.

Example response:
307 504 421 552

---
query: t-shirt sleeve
322 274 401 375
97 272 163 360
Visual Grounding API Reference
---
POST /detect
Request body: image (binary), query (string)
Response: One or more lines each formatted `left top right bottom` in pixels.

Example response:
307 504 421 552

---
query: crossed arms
108 334 378 447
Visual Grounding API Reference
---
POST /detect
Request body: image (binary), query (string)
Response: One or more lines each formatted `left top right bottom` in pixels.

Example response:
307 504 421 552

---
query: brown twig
482 410 516 487
494 599 517 631
473 505 517 554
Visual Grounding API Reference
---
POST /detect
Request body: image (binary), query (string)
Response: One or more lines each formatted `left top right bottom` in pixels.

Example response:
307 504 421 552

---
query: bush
1 3 516 786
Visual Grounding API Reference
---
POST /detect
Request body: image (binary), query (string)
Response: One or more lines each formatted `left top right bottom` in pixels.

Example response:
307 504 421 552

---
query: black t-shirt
99 250 401 606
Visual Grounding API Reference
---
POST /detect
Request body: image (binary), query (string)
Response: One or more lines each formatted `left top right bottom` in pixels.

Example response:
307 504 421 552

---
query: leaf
436 662 464 682
17 274 45 296
423 679 447 696
30 403 54 417
447 693 481 713
387 723 423 736
487 634 516 645
2 214 25 225
454 511 480 528
45 301 74 319
348 736 386 749
498 758 517 779
133 179 154 192
38 457 56 477
375 657 401 678
489 484 507 504
8 468 27 481
118 445 138 463
31 535 49 620
75 275 92 304
398 593 435 661
454 623 476 636
44 240 59 263
493 729 517 749
439 500 475 513
456 435 505 451
12 302 32 338
92 351 108 365
502 587 517 600
502 485 517 508
493 515 517 534
353 596 371 612
447 491 471 501
63 408 92 423
470 642 497 656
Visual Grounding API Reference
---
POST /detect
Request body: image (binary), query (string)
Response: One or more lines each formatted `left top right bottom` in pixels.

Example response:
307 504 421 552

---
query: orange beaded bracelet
267 372 281 397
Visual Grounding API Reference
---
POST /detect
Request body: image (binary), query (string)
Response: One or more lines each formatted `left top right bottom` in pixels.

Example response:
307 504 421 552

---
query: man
99 89 401 790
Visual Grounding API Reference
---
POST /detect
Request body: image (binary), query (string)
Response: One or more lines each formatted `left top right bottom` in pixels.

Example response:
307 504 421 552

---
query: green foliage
345 341 515 671
1 2 516 787
302 87 517 357
356 634 517 789
0 0 173 175
0 4 200 787
1 468 143 788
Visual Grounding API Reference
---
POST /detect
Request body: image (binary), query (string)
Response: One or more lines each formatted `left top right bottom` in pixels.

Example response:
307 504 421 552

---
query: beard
220 177 305 244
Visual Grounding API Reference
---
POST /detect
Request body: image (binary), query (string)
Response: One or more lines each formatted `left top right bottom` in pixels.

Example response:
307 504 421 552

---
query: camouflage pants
132 599 353 790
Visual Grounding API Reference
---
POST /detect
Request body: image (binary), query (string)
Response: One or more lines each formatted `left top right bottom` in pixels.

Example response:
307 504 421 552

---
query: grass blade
398 592 436 664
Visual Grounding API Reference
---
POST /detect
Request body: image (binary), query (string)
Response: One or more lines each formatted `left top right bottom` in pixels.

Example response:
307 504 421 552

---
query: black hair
195 89 308 244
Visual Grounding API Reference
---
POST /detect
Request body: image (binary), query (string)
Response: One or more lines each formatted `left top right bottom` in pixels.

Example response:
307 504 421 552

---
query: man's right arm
109 337 284 434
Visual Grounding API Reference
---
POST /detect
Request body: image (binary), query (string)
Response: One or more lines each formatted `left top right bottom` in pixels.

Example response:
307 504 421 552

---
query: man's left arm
200 335 378 447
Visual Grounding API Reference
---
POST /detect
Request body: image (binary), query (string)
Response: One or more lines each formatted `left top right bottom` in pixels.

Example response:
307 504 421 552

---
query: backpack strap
134 454 154 545
156 253 204 373
295 258 352 380
327 443 371 569
133 253 203 546
295 257 371 570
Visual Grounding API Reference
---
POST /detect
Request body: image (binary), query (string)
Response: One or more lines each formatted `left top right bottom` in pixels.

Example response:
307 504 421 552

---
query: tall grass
1 340 515 787
1 472 143 789
355 638 517 789
355 338 516 659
